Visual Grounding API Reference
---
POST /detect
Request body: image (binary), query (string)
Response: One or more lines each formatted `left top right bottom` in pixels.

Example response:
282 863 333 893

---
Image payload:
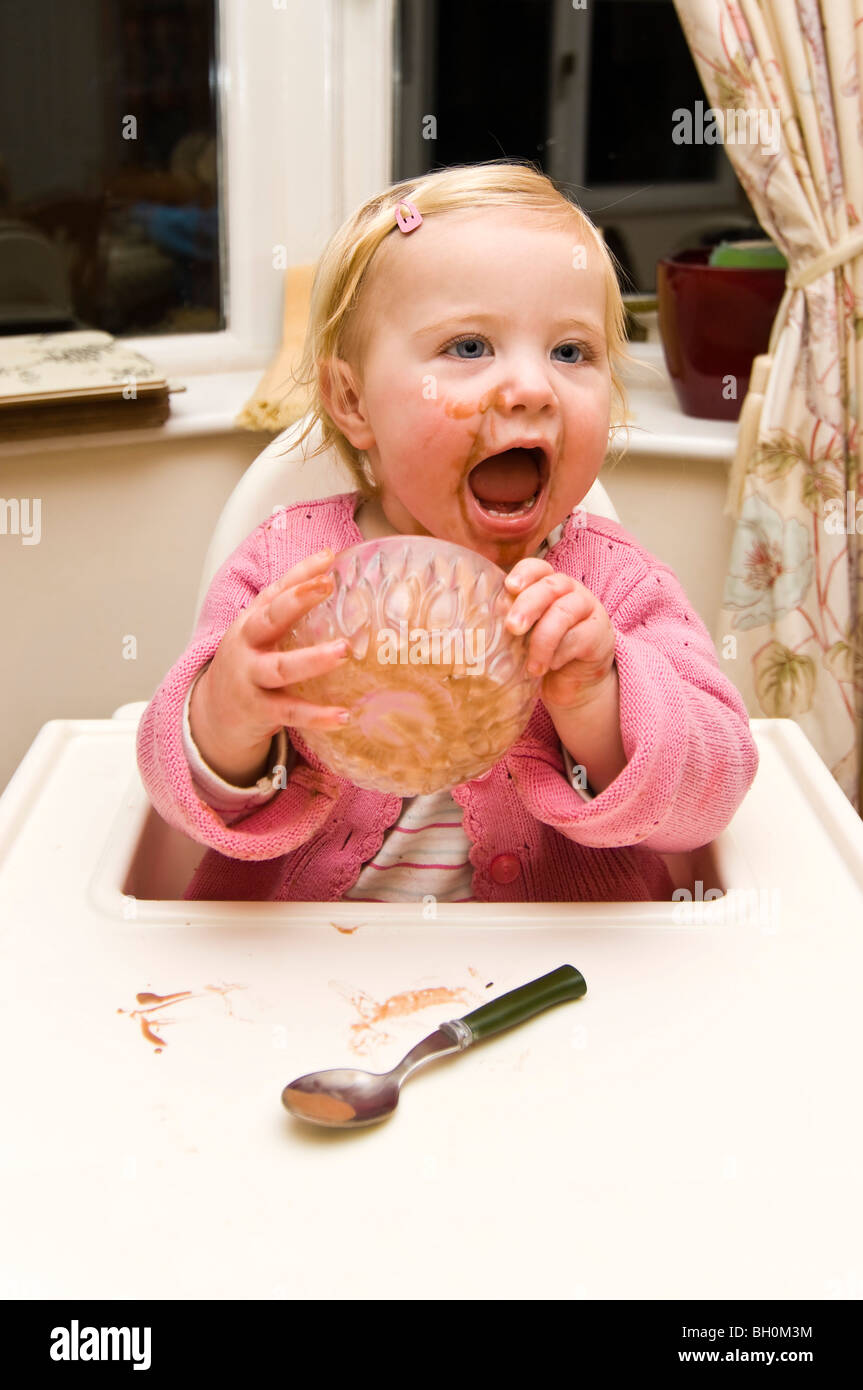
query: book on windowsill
0 330 176 440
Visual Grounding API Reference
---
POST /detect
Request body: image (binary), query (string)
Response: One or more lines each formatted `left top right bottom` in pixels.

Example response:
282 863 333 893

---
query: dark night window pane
433 0 553 168
0 0 223 338
587 0 718 183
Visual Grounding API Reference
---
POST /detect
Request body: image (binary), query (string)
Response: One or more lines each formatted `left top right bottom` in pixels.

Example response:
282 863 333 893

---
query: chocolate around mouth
467 447 545 509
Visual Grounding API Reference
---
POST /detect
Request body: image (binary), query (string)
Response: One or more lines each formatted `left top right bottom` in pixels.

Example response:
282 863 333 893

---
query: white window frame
121 0 395 377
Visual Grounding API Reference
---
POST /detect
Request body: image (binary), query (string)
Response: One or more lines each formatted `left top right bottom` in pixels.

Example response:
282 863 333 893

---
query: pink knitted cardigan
136 493 759 902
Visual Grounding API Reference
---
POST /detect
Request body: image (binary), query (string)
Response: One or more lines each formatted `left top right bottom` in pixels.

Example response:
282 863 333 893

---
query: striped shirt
342 788 475 902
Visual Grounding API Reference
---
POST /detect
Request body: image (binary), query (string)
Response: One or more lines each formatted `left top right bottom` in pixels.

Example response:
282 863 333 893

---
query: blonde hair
283 159 631 497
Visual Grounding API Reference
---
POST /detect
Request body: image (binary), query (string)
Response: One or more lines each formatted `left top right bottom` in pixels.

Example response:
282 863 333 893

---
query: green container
708 239 787 270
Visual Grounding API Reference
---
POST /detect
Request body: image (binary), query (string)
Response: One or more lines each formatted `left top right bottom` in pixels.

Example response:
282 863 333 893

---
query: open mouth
466 446 548 523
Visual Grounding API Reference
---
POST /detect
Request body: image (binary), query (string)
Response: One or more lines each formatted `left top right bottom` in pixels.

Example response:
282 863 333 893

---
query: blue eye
445 336 489 359
552 342 584 363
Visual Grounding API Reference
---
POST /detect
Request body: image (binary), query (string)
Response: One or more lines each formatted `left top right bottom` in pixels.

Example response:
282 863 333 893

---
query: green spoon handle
453 964 586 1043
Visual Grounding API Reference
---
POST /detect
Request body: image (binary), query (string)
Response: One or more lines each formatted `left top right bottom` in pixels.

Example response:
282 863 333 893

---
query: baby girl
137 161 758 903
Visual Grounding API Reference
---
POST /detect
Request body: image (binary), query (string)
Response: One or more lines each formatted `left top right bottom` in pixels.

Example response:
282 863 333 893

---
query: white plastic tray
1 717 862 1299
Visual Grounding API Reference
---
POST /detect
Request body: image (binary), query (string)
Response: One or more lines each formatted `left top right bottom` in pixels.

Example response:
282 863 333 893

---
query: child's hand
504 558 617 712
189 549 352 784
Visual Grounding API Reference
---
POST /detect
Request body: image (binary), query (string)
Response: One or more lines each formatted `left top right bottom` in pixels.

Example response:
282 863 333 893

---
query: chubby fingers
504 557 554 599
251 636 350 692
504 568 610 676
268 692 352 731
504 569 584 638
529 599 613 676
249 638 355 730
256 548 335 608
244 562 336 650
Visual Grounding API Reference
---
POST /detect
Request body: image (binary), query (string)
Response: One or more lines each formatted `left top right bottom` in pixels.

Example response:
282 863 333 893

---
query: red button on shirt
489 853 521 884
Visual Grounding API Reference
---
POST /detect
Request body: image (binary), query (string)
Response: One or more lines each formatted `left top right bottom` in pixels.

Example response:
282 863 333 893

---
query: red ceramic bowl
656 249 786 420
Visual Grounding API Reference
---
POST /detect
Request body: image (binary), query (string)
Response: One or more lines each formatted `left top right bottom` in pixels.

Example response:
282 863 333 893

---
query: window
0 0 224 339
0 0 396 374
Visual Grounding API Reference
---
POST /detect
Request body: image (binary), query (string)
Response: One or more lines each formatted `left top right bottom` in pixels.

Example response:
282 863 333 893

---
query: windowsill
0 343 740 463
614 343 739 464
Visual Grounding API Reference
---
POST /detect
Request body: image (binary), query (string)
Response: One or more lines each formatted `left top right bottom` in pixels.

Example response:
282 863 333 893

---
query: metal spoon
281 964 586 1129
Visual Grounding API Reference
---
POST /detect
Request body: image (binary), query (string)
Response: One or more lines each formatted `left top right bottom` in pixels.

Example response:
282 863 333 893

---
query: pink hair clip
395 199 423 234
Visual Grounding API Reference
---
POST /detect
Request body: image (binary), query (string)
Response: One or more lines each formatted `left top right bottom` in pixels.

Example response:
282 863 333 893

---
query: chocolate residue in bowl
281 534 537 796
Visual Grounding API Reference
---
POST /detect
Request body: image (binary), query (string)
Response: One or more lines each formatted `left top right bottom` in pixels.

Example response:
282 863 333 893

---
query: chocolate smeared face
336 206 613 567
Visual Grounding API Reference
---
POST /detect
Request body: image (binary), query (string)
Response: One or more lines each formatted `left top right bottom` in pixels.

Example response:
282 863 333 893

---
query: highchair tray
0 715 862 1299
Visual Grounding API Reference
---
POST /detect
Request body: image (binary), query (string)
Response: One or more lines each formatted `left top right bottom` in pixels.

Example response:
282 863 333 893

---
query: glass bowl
280 535 540 795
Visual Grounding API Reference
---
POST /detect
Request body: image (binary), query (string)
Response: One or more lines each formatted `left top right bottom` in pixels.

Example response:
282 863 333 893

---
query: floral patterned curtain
672 0 863 812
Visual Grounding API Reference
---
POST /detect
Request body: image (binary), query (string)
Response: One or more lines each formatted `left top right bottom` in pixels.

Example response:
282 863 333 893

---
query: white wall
1 429 270 793
605 450 735 648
